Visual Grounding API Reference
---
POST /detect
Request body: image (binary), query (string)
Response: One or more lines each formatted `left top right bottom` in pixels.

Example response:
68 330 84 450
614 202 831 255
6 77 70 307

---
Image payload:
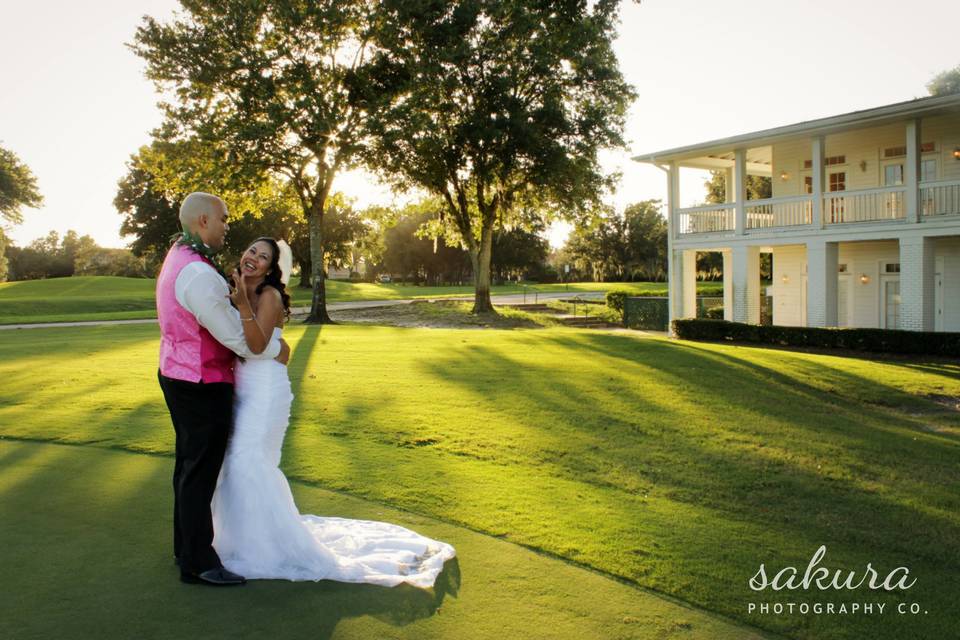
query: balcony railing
745 195 812 229
824 186 905 224
676 203 735 235
674 183 960 237
921 179 960 217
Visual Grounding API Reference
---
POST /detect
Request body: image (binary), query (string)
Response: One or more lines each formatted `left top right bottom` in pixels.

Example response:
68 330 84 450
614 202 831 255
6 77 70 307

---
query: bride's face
240 241 274 280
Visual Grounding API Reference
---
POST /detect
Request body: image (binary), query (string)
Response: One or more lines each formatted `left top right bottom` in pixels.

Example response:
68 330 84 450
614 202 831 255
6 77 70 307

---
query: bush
672 319 960 357
705 306 724 320
605 289 633 314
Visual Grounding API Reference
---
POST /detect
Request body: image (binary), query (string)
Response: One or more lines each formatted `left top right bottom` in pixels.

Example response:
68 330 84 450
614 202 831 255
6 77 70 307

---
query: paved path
0 291 606 330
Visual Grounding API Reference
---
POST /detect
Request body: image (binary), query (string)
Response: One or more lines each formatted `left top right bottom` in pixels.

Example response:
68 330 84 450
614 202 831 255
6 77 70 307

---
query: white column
732 245 760 323
722 249 733 321
806 239 839 327
666 162 680 331
734 149 747 235
899 236 935 331
905 119 921 223
682 250 697 318
669 248 698 323
668 161 680 239
811 136 825 228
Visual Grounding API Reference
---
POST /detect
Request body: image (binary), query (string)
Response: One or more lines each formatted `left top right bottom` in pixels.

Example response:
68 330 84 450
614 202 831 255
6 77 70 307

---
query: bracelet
241 315 255 322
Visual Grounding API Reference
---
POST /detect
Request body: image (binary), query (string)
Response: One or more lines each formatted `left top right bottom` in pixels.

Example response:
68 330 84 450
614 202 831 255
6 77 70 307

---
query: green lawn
0 276 718 324
0 323 957 639
0 440 762 640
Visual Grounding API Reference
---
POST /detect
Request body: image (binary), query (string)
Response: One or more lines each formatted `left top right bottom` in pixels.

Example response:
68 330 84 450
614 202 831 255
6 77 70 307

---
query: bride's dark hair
241 237 291 320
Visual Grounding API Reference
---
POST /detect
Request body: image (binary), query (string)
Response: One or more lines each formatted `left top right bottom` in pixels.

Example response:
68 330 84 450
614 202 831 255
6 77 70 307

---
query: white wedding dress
212 327 456 588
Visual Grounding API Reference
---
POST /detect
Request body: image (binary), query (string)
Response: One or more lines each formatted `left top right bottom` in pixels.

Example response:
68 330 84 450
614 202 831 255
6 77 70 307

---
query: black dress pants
158 370 233 574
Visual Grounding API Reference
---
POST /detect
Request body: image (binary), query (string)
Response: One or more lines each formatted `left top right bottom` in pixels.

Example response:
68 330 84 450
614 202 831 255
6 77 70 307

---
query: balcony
921 179 960 217
674 180 960 238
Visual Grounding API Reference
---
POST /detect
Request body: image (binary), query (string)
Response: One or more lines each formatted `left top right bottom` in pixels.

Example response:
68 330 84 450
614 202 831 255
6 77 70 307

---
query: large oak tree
362 0 635 312
132 0 381 322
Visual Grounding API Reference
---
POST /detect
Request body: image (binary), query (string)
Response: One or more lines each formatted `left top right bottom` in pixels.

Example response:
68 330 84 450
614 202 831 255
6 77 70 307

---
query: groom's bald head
180 192 229 250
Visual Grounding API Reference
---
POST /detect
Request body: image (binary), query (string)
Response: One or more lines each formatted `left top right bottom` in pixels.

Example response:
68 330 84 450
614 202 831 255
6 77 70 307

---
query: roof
632 93 960 165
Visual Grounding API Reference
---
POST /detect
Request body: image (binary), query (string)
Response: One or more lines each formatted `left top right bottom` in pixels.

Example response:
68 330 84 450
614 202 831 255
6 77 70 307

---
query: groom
156 192 290 586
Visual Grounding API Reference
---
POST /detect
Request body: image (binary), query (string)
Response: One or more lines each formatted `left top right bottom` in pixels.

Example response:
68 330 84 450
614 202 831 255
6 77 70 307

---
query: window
884 263 901 273
921 159 937 183
883 143 934 158
802 155 845 169
838 263 848 273
884 146 907 158
829 172 846 192
804 176 813 194
884 165 904 186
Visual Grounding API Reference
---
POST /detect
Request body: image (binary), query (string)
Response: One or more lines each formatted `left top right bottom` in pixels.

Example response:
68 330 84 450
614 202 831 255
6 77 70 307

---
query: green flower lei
172 230 228 279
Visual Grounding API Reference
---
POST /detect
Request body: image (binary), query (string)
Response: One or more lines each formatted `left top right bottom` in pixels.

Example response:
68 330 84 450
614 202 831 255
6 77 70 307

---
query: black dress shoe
180 567 247 586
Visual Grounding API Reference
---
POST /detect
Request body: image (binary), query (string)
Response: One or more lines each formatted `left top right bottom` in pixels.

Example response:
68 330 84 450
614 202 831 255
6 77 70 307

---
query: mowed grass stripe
0 275 721 324
0 323 957 639
0 440 769 640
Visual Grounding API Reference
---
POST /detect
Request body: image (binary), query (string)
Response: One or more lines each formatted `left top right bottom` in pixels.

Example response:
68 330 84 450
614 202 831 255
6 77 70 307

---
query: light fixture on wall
859 273 870 285
954 147 960 160
859 159 868 172
779 170 789 181
781 274 789 284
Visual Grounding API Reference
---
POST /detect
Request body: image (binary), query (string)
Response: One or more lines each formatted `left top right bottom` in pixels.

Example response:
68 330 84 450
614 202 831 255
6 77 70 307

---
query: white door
882 278 901 329
837 275 850 327
801 275 807 326
935 257 944 332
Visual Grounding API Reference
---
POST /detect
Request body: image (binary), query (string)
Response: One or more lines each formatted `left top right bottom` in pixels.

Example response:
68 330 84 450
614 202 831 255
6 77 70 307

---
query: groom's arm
175 262 282 360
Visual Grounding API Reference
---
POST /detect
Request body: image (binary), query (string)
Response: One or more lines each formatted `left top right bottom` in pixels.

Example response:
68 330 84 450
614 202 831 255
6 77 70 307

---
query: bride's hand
229 268 252 312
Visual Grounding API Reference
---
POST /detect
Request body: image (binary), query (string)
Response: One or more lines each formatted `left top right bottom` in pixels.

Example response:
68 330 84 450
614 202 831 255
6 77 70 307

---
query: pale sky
2 0 958 249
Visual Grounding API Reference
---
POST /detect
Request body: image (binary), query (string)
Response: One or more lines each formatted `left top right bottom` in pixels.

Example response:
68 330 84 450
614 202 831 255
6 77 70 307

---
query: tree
0 229 9 282
132 0 382 323
623 200 667 281
382 201 471 285
5 230 97 280
0 145 43 225
927 64 960 96
563 200 667 282
364 0 635 312
491 227 549 283
115 146 182 271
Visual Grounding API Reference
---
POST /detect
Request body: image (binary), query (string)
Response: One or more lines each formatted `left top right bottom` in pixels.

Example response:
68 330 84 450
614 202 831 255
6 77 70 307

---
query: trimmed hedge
672 319 960 357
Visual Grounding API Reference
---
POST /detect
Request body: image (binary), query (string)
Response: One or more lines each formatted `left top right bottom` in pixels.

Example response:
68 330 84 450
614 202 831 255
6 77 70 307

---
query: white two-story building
635 93 960 332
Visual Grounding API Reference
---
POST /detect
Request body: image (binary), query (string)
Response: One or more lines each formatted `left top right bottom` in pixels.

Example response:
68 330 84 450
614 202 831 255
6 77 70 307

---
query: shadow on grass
411 333 959 640
0 440 457 639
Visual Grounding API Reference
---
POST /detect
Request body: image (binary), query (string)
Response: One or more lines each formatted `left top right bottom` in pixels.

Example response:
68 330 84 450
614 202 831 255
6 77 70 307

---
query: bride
215 237 455 588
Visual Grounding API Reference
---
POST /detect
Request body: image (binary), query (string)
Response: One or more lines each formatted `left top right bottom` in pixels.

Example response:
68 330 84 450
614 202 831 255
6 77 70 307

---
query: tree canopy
131 0 383 322
364 0 635 311
927 64 960 96
564 200 667 282
0 145 43 225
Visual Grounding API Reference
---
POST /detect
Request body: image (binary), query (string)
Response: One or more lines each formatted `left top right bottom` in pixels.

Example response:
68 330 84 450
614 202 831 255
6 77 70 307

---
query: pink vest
157 244 236 384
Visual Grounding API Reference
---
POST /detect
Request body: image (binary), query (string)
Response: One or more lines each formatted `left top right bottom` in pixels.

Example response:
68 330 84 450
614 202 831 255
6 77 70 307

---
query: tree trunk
471 225 494 313
304 212 334 324
298 260 311 288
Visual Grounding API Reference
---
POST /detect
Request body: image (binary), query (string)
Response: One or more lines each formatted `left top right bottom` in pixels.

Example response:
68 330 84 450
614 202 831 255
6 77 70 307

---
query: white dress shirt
174 261 282 360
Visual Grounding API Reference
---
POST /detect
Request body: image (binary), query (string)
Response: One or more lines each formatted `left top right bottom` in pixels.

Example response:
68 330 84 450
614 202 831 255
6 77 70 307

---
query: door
838 275 850 327
936 257 944 332
883 279 901 329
